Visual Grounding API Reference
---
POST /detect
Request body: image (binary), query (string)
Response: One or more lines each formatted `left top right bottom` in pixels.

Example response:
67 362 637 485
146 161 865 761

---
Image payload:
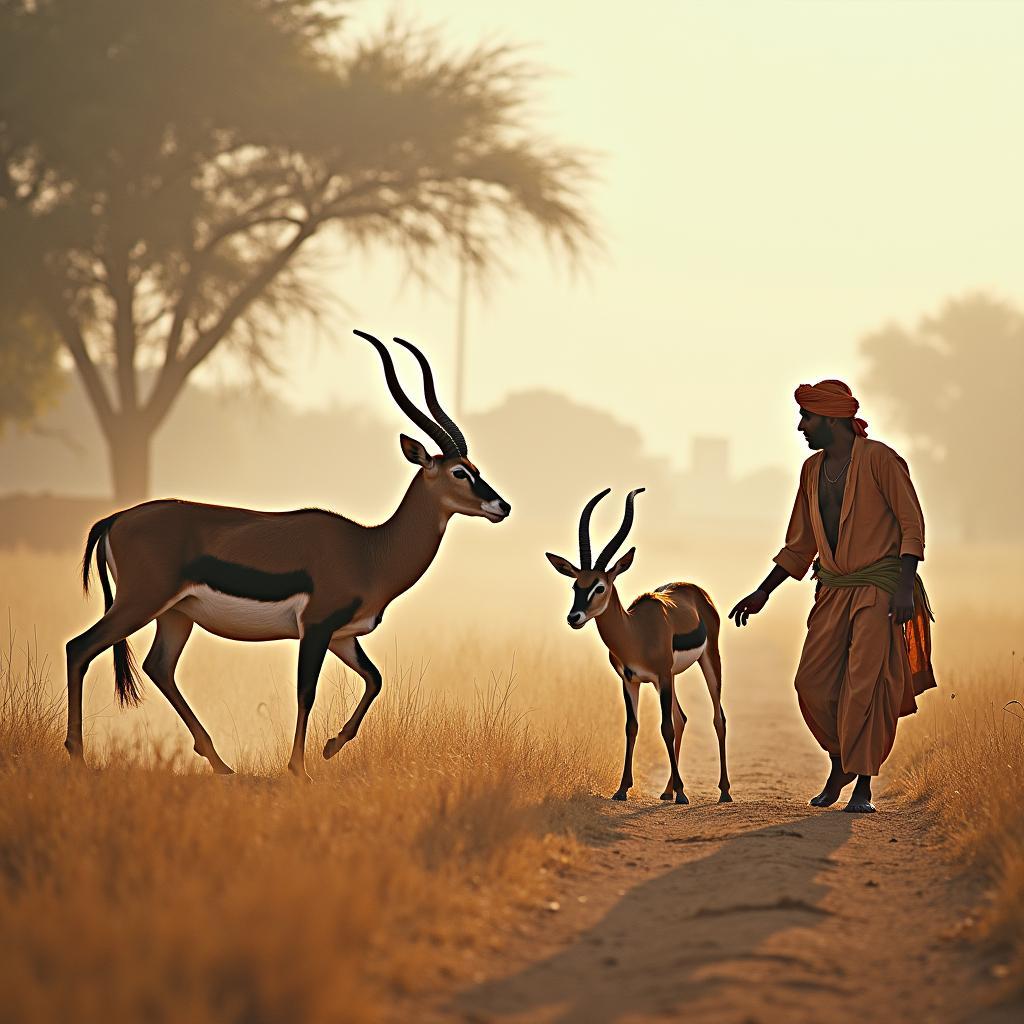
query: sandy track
413 642 1017 1024
433 796 1014 1024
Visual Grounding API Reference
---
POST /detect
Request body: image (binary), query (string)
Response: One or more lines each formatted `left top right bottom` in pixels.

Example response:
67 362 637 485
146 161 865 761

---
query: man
729 380 936 813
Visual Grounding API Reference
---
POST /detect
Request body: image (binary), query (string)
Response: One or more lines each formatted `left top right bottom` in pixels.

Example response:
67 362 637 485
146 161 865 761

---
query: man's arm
875 450 926 561
891 554 918 625
875 449 925 626
728 564 793 627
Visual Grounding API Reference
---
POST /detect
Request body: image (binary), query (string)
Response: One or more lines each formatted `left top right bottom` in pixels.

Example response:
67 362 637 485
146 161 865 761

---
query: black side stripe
314 597 363 636
183 556 314 602
672 621 707 651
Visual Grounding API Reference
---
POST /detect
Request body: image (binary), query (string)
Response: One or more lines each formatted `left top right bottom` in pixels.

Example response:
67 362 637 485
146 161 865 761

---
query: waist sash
812 555 937 703
813 556 934 622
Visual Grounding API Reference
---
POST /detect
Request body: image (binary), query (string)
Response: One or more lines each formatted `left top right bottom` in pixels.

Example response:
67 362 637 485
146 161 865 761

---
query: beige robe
775 437 937 776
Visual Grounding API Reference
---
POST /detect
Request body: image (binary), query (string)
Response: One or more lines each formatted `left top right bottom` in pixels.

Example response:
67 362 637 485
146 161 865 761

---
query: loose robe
774 437 937 776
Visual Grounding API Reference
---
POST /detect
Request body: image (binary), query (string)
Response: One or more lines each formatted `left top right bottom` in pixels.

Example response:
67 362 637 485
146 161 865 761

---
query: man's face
798 408 834 449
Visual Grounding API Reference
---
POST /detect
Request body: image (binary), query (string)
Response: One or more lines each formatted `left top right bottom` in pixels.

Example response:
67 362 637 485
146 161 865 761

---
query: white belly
173 585 310 641
672 641 707 675
338 613 380 639
628 641 707 683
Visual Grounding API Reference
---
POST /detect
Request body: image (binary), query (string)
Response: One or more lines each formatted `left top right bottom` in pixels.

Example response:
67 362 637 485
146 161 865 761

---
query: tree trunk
108 416 152 507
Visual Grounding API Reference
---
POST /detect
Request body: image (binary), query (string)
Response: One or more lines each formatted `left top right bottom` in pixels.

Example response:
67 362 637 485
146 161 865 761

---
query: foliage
860 292 1024 539
0 0 596 500
0 304 64 434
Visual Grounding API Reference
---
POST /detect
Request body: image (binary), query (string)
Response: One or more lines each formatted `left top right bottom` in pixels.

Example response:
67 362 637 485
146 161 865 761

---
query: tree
860 292 1024 540
0 0 595 503
0 303 65 435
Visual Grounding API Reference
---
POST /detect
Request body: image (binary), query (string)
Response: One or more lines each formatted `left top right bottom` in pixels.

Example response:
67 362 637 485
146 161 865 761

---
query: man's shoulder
799 451 823 477
861 438 910 471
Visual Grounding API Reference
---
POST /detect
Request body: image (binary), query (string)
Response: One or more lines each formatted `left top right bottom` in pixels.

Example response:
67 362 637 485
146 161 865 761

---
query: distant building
673 436 790 532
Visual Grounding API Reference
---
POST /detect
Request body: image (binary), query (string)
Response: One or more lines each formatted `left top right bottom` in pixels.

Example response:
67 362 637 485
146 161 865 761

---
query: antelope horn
578 488 611 570
353 330 459 458
595 488 646 570
392 336 468 457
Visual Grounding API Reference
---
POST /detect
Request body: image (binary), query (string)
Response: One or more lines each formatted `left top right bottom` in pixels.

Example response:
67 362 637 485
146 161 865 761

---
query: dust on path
413 642 1017 1024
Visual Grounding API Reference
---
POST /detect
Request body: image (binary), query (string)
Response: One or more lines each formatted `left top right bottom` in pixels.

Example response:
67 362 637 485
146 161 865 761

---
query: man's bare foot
809 754 856 807
844 775 876 813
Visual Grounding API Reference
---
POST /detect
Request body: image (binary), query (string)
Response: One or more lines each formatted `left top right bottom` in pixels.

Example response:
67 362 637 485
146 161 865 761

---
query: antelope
66 330 511 778
545 489 730 805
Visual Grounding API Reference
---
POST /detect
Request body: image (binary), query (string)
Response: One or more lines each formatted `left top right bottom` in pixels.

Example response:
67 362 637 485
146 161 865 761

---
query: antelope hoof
195 745 234 775
674 791 689 806
610 788 629 801
659 789 674 801
323 736 348 760
287 763 312 783
719 791 733 803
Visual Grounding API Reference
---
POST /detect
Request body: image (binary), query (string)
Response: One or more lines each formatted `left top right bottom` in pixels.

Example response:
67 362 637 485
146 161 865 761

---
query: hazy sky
262 1 1024 476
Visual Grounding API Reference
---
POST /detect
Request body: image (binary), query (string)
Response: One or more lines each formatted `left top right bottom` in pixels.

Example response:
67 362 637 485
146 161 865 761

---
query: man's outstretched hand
728 590 768 627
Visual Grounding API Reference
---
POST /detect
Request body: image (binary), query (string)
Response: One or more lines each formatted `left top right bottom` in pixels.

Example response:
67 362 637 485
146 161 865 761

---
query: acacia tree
860 292 1024 540
0 0 595 502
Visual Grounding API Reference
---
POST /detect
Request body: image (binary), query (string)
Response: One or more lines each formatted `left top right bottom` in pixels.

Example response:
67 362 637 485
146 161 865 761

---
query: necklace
822 457 851 485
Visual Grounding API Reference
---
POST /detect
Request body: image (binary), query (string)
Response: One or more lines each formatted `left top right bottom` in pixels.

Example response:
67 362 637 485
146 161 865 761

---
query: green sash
813 556 934 622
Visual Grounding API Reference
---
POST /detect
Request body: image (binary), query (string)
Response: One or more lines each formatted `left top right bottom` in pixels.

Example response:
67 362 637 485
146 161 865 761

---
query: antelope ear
400 434 434 468
608 547 636 579
545 552 580 578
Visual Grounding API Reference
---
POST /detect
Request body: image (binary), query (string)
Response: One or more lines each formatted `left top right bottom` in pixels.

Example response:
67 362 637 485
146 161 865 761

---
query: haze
227 0 1022 478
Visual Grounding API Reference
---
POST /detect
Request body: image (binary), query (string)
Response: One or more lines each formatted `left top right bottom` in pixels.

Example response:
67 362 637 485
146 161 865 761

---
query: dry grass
891 654 1024 992
0 608 620 1023
2 537 1022 1020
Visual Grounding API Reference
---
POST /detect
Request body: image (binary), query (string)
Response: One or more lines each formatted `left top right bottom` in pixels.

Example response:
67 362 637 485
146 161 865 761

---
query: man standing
729 380 936 813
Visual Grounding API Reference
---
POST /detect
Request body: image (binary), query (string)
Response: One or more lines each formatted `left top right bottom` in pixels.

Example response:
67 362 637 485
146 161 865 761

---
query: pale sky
265 0 1024 476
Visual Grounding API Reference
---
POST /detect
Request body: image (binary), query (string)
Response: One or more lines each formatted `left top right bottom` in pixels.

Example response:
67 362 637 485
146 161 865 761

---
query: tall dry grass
2 535 1021 1019
891 654 1024 992
0 613 620 1024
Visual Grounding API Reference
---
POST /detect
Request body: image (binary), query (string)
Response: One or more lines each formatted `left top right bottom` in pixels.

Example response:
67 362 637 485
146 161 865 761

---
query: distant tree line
859 292 1023 541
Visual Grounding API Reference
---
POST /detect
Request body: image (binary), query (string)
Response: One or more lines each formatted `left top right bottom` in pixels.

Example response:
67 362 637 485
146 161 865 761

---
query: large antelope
66 330 510 778
545 489 730 805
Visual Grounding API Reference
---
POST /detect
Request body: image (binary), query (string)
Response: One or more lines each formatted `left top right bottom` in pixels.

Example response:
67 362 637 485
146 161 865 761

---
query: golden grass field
890 658 1024 996
0 543 628 1024
1 535 1021 1021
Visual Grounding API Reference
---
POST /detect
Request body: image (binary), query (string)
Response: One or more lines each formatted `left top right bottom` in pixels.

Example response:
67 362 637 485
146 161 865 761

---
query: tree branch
146 220 316 429
46 300 116 437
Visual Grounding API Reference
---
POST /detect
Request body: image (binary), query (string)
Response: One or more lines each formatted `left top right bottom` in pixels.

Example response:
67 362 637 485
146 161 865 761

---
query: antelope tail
81 514 143 708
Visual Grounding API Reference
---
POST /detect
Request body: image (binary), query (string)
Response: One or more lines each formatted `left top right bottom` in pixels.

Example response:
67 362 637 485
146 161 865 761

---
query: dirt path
433 795 1014 1024
414 642 1017 1024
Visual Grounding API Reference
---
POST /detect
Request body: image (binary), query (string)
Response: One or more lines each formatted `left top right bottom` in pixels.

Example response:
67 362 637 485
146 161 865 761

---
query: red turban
794 379 868 437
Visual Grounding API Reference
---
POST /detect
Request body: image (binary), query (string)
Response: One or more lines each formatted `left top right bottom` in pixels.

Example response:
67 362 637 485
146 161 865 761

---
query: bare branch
44 295 115 436
146 221 316 428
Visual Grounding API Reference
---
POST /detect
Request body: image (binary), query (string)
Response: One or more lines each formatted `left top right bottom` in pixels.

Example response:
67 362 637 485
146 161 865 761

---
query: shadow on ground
450 810 855 1023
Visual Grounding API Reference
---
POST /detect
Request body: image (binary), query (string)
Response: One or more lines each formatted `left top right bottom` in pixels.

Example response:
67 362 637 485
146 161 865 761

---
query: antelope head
546 488 645 628
355 330 511 524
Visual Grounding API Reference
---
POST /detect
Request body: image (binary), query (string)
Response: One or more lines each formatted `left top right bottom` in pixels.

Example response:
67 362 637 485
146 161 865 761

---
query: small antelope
546 488 730 805
66 330 511 778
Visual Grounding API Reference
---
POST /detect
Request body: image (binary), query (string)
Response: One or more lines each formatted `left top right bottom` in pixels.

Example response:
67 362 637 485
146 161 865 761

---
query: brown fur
65 450 508 778
547 551 730 804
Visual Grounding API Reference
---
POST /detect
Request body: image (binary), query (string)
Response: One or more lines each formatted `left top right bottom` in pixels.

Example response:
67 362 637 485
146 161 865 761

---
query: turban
794 379 868 437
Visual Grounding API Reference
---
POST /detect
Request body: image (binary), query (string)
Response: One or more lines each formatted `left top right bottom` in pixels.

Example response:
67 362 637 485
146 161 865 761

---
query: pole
454 239 469 419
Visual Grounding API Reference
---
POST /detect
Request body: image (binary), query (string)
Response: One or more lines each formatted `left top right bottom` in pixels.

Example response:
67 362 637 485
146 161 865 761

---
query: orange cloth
774 436 936 775
795 379 869 437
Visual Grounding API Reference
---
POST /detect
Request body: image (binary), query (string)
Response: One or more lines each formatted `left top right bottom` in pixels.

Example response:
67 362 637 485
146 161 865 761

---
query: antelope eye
594 585 605 595
452 468 469 480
